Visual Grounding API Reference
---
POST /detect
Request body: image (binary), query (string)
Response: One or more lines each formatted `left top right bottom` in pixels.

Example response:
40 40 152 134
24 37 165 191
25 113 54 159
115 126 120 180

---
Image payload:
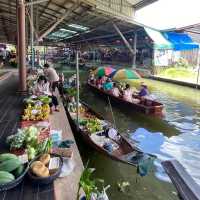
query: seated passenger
88 73 95 84
123 84 133 102
111 83 120 97
138 84 149 97
103 78 113 91
96 76 103 88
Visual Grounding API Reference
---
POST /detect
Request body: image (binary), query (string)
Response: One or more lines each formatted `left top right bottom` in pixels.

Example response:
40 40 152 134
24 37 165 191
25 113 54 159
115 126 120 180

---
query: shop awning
144 27 173 50
163 32 199 51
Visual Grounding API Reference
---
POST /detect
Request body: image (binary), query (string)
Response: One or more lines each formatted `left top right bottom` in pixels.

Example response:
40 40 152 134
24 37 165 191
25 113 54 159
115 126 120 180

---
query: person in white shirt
43 63 59 92
123 84 134 102
34 75 59 112
111 83 121 97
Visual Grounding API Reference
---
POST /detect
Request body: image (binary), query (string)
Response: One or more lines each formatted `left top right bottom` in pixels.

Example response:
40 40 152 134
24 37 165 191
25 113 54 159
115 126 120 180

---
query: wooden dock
162 160 200 200
0 74 84 200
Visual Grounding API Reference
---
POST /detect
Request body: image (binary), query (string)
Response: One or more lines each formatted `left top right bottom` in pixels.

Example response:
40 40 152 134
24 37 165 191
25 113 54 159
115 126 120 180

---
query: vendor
138 84 149 97
43 63 59 93
33 75 59 113
103 78 113 91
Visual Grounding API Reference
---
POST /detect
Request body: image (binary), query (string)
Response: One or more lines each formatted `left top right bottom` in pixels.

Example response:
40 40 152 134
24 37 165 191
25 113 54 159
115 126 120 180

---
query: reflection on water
63 69 200 200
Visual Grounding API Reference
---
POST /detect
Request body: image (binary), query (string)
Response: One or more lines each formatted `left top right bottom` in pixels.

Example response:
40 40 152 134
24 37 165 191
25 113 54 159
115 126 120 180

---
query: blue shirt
139 88 148 97
103 82 113 91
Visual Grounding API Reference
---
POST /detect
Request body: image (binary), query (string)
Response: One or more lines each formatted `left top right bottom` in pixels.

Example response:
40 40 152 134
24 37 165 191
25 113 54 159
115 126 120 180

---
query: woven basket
0 163 29 191
28 153 63 185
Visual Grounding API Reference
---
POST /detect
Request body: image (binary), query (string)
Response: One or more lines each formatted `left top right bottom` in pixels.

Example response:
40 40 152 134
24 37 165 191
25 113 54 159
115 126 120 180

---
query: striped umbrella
94 67 116 77
112 69 141 81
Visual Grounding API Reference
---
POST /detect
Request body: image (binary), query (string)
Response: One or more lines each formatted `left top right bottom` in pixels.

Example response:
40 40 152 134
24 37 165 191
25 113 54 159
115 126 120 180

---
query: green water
61 67 200 200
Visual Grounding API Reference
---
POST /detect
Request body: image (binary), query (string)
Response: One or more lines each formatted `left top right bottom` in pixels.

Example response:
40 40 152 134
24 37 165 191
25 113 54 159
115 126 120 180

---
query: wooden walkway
0 74 83 200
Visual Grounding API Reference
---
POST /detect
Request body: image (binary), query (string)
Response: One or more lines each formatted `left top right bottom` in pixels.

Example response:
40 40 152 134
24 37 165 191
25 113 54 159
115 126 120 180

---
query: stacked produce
6 126 52 160
22 96 51 121
80 118 103 134
31 154 51 177
0 153 25 184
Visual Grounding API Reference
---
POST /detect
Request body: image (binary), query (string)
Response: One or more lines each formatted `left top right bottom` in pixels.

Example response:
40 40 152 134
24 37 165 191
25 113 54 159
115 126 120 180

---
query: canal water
60 66 200 200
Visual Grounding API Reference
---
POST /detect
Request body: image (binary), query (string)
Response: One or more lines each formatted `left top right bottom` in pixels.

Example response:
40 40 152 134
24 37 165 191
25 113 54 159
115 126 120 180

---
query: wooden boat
66 101 154 167
87 81 164 116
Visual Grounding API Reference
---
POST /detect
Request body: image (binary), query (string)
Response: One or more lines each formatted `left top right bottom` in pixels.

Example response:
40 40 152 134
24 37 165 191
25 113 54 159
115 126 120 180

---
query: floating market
0 0 200 200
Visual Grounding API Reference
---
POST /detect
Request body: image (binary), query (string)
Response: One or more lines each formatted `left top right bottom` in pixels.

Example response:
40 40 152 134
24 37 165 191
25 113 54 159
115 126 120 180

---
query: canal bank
149 75 200 89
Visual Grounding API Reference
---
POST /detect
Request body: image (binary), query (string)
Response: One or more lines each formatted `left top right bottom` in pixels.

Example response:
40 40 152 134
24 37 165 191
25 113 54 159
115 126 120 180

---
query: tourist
123 84 134 102
111 83 120 97
43 63 59 93
34 75 59 113
96 76 103 88
138 84 149 97
102 75 107 84
88 73 95 84
103 78 113 91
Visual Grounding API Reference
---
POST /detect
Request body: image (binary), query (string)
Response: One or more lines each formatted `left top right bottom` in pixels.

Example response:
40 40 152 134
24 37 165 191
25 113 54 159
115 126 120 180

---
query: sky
135 0 200 30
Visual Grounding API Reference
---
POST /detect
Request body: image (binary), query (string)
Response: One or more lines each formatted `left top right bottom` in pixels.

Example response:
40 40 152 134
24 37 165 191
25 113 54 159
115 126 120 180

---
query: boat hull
87 82 164 117
65 103 145 167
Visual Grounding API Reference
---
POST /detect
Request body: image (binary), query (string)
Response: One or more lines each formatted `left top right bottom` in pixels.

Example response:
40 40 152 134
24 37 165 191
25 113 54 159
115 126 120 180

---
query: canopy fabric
94 67 116 77
163 32 199 51
144 28 173 50
112 69 141 81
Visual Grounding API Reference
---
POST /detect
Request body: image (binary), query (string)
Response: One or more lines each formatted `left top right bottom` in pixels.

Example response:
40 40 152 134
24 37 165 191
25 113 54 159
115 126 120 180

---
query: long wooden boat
87 81 164 116
66 101 154 167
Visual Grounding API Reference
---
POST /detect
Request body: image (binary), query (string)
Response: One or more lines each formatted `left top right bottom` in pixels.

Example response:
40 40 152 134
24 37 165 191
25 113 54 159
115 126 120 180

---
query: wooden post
17 0 27 92
113 23 135 56
76 50 80 126
30 0 34 68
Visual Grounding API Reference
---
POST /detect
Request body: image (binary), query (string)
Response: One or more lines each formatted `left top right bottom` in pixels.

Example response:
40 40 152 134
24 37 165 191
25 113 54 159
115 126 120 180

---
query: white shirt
123 89 133 102
44 67 59 82
111 87 120 97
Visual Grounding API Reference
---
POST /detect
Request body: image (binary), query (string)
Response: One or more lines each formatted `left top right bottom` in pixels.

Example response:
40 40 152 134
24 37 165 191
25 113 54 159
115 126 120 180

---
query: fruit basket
27 153 63 185
0 163 29 191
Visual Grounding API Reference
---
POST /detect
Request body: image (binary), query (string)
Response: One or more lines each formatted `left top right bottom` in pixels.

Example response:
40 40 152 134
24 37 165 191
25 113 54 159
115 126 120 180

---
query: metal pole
196 48 200 88
76 50 80 126
18 0 27 91
30 0 34 68
132 33 137 68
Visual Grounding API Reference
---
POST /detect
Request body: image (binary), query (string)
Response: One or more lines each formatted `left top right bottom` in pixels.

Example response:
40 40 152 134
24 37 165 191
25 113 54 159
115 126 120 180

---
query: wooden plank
50 98 84 200
162 160 200 200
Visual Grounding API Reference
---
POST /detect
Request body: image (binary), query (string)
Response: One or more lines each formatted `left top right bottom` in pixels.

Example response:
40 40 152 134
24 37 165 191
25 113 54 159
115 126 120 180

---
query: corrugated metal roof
0 0 156 44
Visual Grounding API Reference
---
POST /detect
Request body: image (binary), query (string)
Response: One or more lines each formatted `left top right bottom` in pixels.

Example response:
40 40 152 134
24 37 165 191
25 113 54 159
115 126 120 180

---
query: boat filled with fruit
66 101 154 167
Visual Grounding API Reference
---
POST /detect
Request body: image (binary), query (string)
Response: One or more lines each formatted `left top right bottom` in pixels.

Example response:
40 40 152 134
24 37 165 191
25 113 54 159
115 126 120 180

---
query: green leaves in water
117 181 130 193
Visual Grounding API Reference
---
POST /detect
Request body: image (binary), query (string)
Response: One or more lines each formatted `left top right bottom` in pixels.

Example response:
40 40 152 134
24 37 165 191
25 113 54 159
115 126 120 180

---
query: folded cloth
58 140 74 148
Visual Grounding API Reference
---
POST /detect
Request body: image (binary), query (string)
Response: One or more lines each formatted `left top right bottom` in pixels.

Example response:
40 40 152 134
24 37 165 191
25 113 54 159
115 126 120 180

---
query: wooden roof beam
38 3 80 41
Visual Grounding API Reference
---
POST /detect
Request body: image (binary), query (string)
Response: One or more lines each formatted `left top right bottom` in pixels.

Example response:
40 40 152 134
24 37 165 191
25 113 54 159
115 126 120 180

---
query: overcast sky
135 0 200 30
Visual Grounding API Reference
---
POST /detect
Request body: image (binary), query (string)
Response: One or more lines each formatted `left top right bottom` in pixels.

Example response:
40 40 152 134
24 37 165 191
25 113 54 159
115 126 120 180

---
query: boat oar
107 96 117 130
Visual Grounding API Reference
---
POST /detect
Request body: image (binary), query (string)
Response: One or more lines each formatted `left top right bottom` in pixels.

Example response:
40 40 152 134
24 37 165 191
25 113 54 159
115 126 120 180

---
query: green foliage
158 67 196 80
77 164 106 200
